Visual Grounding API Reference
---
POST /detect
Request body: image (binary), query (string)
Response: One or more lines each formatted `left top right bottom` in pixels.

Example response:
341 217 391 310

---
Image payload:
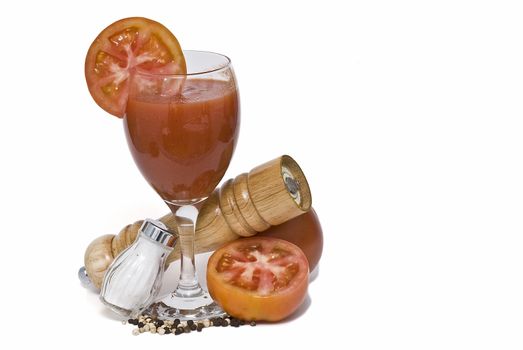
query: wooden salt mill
81 155 312 289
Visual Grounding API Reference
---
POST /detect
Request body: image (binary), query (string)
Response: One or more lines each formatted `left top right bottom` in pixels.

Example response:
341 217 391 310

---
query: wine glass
123 50 240 320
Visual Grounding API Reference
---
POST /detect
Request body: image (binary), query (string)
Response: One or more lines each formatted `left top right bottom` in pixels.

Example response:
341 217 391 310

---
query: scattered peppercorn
126 314 256 336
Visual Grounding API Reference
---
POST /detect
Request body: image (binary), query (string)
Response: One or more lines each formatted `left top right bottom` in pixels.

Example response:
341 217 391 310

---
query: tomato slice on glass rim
207 237 309 322
85 17 186 117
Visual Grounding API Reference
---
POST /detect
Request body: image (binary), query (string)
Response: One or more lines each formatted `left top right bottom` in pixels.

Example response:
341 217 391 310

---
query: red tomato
207 237 309 321
85 17 186 117
258 208 323 271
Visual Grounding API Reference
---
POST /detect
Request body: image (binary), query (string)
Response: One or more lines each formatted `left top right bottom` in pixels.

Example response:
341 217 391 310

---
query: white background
0 0 522 348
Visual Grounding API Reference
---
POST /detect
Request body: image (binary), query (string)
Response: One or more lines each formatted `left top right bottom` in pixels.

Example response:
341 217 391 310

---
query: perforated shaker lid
140 219 177 247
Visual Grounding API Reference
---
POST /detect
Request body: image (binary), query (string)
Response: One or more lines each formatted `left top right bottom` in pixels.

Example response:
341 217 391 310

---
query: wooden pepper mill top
208 154 311 238
247 154 311 226
83 155 312 289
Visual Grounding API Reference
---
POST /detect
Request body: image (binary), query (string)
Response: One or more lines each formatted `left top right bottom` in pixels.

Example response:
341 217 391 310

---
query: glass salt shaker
100 219 177 318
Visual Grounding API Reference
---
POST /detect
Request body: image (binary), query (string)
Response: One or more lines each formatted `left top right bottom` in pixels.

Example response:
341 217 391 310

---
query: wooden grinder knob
84 155 312 289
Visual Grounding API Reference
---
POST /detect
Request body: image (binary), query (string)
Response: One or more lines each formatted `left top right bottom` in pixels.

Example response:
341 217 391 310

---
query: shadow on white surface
80 280 99 294
309 265 320 283
99 305 125 321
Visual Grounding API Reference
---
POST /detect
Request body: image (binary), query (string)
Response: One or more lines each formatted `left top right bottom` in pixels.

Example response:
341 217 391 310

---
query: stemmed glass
123 50 240 320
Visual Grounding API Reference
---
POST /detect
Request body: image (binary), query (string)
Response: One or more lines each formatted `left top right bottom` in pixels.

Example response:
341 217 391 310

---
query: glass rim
132 50 232 77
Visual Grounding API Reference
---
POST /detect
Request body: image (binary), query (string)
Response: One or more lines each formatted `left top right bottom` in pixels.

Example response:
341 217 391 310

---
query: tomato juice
124 78 240 203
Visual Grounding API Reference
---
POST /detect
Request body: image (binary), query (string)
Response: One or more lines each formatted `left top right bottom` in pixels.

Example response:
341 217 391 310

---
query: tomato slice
85 17 186 117
207 237 309 321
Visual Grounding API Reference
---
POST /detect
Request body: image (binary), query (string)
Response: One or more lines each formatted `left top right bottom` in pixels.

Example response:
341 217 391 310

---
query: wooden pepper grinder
82 155 312 289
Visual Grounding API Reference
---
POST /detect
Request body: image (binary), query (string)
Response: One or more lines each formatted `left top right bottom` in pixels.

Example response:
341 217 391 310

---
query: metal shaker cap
140 219 177 248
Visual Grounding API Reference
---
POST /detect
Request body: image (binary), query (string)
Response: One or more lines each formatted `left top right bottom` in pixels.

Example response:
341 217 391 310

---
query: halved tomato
85 17 186 117
207 237 309 321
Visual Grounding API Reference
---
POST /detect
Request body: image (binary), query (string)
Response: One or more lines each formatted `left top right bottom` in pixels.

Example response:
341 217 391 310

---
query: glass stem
169 204 203 298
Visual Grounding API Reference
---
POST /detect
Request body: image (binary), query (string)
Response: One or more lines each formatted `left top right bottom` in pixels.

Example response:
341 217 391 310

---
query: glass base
144 290 226 321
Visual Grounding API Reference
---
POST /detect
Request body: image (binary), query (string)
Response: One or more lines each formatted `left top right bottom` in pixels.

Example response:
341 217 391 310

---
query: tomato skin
207 237 309 322
258 208 323 271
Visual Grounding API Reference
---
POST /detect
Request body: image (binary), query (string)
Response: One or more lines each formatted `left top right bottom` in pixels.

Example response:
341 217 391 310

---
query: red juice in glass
124 78 240 203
